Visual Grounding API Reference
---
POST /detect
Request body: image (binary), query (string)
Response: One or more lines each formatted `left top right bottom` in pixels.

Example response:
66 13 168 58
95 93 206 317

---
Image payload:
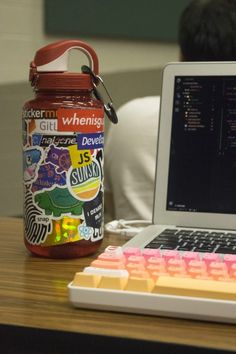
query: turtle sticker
34 186 84 217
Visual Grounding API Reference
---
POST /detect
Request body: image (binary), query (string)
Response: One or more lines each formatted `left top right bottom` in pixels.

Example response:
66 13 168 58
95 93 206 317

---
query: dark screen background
167 76 236 214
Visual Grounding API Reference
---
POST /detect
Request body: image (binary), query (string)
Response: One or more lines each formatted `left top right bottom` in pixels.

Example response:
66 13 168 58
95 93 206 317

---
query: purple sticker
31 163 66 192
45 145 71 172
77 132 104 150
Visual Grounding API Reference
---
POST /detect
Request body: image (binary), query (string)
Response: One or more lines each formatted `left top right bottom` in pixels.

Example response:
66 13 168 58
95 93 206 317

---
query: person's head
178 0 236 61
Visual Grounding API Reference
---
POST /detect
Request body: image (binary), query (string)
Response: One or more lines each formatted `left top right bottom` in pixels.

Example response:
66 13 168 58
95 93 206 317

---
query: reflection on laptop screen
167 76 236 214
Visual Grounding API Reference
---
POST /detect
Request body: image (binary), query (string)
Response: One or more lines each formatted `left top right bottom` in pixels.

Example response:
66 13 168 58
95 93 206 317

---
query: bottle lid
29 40 99 90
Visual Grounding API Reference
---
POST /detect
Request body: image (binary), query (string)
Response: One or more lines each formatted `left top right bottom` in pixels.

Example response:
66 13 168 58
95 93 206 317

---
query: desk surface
0 217 236 353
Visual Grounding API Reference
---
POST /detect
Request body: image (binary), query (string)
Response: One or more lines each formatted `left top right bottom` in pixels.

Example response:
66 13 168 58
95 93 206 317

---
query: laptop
125 62 236 255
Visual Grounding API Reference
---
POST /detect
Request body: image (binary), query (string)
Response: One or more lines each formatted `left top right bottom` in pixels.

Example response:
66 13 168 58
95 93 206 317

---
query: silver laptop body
125 62 236 253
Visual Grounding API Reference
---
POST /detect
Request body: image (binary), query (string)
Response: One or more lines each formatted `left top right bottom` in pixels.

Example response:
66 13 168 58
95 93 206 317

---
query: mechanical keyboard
68 245 236 323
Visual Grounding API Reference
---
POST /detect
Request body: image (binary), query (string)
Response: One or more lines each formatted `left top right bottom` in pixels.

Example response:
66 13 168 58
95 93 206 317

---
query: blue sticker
32 133 42 146
77 132 104 150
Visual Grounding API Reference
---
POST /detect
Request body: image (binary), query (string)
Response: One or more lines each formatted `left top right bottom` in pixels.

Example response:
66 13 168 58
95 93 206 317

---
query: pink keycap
187 260 207 277
202 253 221 266
127 255 146 265
91 259 125 270
147 257 166 267
167 266 187 276
123 247 141 257
223 254 236 269
188 260 207 270
142 248 161 259
147 264 166 273
208 261 227 272
229 263 236 276
167 259 186 267
188 267 207 278
126 262 145 273
182 251 200 264
162 250 180 261
167 259 186 276
98 252 125 263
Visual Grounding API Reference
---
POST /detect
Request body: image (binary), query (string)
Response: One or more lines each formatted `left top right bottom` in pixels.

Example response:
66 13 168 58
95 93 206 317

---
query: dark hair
178 0 236 61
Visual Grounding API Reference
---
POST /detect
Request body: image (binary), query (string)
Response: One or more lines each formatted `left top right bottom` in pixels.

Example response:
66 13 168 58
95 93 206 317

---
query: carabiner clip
82 65 118 124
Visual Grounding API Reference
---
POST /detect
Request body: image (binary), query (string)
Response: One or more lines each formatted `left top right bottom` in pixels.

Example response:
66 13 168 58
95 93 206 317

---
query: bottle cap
29 40 99 90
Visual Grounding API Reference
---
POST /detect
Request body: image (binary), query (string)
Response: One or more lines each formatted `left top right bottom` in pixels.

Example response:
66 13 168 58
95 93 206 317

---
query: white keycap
83 266 129 278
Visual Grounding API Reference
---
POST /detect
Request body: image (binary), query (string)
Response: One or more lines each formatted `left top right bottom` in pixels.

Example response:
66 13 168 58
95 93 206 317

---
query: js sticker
68 145 92 168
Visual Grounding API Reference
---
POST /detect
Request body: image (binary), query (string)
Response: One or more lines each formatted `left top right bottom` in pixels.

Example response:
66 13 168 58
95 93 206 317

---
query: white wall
0 0 179 84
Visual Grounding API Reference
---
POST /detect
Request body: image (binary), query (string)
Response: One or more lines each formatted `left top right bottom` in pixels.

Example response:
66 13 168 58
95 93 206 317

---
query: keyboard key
224 254 236 269
98 252 125 263
83 266 129 278
188 260 207 270
147 257 166 266
142 248 161 259
193 247 215 253
215 247 236 254
104 245 123 256
161 245 177 250
202 253 221 266
188 267 208 278
208 262 227 272
126 262 145 273
98 275 128 290
182 251 200 263
73 272 101 288
129 270 150 279
147 264 166 274
125 277 155 292
209 269 229 280
90 259 125 270
153 276 236 300
123 247 142 257
127 255 146 265
162 250 180 261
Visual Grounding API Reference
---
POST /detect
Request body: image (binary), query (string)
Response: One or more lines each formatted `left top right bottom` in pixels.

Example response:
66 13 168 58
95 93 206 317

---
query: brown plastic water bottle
22 40 107 258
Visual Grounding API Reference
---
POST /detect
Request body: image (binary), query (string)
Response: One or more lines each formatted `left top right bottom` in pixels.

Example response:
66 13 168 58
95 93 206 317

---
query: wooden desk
0 217 236 354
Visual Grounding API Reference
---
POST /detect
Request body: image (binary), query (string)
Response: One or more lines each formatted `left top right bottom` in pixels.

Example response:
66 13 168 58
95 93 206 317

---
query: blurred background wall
0 0 182 216
0 0 181 84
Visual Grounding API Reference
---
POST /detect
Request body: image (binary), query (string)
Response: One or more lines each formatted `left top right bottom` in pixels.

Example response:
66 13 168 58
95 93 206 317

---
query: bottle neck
34 88 92 98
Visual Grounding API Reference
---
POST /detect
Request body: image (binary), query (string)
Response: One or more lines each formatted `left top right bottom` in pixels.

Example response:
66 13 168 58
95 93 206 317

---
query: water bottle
22 40 117 258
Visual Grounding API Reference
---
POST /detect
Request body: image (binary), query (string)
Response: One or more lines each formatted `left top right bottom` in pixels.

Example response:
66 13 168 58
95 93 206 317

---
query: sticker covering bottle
22 40 105 258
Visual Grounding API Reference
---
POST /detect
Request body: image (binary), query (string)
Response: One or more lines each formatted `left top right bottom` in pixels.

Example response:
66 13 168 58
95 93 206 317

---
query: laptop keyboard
68 244 236 324
145 228 236 254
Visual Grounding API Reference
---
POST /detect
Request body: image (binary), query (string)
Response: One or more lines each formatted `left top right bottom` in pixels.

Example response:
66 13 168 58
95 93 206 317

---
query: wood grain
0 217 236 352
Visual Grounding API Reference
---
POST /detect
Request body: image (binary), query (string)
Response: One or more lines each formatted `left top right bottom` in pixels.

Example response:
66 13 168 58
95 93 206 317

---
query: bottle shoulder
23 96 102 110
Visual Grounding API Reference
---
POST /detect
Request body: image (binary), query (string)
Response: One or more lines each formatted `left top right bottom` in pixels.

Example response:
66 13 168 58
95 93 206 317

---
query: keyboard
145 228 236 253
68 245 236 324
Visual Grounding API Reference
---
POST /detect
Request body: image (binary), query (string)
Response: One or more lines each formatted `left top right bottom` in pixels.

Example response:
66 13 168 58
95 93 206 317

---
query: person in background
104 0 236 222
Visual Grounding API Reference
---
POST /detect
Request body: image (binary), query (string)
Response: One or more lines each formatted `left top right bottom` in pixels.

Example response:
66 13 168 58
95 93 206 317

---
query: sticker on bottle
23 107 104 247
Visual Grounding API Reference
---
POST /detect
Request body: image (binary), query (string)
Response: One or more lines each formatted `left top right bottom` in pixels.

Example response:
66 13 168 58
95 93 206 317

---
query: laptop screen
167 75 236 214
